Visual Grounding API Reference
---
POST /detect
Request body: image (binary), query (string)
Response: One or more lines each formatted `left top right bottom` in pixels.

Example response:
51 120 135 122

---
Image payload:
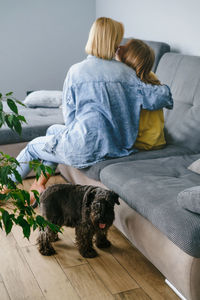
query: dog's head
82 186 120 230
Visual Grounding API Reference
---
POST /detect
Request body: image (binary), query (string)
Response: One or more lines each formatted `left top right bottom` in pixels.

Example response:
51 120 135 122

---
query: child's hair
85 17 124 60
119 39 160 85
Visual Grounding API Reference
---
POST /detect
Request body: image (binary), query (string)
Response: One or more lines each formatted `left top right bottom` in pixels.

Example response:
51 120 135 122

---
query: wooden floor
0 175 180 300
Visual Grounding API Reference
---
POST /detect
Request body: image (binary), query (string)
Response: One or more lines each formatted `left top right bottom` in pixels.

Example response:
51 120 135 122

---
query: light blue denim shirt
44 55 173 168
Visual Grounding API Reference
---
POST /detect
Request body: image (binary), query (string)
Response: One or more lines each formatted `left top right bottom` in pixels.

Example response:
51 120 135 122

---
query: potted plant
0 92 61 238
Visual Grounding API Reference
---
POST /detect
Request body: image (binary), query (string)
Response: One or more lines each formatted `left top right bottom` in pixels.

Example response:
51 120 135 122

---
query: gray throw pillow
177 186 200 214
188 158 200 175
24 90 62 108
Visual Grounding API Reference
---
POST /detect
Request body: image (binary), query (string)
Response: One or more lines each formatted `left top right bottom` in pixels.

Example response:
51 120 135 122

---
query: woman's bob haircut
85 17 124 60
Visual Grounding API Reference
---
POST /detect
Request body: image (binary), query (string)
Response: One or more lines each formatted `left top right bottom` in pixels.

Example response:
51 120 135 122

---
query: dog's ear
110 191 120 205
82 186 96 222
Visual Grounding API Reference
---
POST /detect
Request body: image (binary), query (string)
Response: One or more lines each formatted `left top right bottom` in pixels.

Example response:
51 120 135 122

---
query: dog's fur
37 183 119 258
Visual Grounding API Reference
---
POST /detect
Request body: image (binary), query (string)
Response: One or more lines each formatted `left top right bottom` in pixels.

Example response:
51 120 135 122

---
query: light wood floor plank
0 232 44 300
115 288 151 300
12 225 38 248
108 227 179 300
87 248 139 294
63 264 114 300
22 245 80 300
54 228 87 268
0 282 11 300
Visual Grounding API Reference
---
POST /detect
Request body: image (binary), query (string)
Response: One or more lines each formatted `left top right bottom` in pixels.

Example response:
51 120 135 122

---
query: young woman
116 38 166 150
1 17 173 204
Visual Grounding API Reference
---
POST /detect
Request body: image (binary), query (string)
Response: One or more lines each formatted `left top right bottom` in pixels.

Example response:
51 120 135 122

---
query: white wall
96 0 200 56
0 0 95 99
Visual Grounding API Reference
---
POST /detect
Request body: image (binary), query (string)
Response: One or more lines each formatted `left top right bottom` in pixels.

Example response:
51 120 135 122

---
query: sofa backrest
121 38 170 71
156 53 200 152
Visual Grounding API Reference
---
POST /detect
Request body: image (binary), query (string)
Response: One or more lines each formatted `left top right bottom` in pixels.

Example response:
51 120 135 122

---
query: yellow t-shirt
134 109 166 150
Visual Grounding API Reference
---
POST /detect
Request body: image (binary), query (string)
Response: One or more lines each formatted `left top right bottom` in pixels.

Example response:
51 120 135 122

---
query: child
116 39 166 150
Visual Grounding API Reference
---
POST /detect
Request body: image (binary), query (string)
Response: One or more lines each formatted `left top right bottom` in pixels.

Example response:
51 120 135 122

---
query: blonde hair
85 17 124 60
119 39 160 85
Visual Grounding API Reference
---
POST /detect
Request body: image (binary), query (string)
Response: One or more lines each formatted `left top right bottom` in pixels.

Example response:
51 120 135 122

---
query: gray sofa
58 53 200 300
1 41 200 299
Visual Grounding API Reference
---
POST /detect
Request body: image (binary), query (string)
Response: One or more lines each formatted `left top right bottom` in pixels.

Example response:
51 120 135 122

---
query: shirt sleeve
139 82 173 110
62 71 76 127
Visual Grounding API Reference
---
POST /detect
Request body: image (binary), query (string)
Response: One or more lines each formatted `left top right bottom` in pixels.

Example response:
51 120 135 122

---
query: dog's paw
38 244 56 256
80 248 98 258
96 239 111 248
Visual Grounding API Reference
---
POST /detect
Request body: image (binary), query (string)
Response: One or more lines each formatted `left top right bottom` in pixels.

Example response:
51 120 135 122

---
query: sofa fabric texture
0 103 64 145
156 53 200 152
177 186 200 214
188 158 200 175
80 144 196 181
100 154 200 257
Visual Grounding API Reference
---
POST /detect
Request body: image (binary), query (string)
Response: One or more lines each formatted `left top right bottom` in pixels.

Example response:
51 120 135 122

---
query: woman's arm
139 81 173 110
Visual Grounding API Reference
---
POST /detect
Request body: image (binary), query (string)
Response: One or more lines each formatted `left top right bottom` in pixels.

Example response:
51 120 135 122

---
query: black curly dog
37 183 120 258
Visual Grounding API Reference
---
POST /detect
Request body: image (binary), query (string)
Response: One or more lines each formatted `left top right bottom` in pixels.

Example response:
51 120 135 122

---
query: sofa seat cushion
0 102 64 144
100 154 200 257
177 186 200 214
80 144 198 181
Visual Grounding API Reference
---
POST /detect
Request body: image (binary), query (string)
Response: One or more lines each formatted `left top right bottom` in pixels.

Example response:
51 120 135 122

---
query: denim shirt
44 55 173 168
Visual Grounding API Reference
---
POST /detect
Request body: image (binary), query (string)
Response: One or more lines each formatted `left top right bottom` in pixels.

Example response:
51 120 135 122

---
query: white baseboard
165 279 187 300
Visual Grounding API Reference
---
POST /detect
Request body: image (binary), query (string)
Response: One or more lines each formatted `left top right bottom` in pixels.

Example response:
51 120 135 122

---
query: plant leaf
47 221 62 233
16 216 31 239
0 100 3 112
15 100 26 107
13 169 22 184
0 166 11 183
0 111 5 128
18 115 27 123
22 223 31 239
8 115 14 127
45 166 53 175
7 98 18 114
0 194 7 200
5 115 13 129
6 92 13 96
13 115 22 135
36 215 46 227
2 210 13 234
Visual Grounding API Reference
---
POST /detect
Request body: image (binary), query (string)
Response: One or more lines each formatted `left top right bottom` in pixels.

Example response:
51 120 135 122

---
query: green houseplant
0 92 61 238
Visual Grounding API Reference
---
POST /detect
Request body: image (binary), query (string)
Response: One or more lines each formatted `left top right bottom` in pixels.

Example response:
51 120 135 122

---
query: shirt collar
87 54 116 61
